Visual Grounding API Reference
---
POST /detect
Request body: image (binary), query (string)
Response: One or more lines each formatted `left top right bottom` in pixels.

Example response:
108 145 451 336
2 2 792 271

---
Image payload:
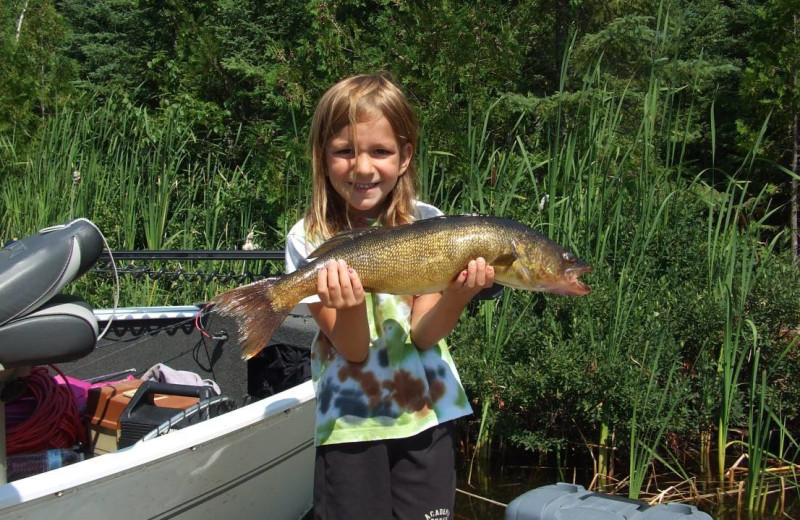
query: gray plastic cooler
505 483 713 520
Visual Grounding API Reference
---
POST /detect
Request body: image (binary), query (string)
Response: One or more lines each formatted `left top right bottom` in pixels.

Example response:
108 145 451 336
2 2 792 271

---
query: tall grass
433 11 799 513
0 97 281 307
628 336 681 500
534 37 696 489
699 133 782 485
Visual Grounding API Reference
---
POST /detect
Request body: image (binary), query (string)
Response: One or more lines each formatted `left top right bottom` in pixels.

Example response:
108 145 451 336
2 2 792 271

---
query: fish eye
562 252 575 262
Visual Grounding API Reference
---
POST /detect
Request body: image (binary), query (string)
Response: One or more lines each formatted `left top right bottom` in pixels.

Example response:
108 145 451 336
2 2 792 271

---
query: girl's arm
410 257 495 350
307 259 371 363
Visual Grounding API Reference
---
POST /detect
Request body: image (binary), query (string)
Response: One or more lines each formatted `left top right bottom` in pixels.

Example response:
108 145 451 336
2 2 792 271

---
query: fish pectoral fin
491 252 517 267
493 239 521 267
503 239 532 280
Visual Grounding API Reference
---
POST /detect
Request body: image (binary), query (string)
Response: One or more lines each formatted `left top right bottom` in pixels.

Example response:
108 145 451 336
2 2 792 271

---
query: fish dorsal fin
308 226 392 259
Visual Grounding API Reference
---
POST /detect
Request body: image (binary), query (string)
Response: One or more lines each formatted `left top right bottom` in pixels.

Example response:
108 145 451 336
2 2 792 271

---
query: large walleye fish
212 215 592 360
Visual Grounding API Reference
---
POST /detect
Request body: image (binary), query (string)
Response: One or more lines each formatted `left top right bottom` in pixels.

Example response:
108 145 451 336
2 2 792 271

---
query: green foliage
0 0 75 141
3 0 800 503
733 0 800 242
447 37 800 500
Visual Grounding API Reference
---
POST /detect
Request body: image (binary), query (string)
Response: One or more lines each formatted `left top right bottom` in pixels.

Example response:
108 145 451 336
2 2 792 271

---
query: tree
0 0 74 139
737 0 800 261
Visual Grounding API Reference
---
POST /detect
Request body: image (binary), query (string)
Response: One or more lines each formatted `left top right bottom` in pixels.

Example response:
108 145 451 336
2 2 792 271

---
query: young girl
285 73 494 520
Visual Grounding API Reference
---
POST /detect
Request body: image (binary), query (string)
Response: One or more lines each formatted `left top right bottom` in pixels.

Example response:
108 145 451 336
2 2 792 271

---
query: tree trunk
15 0 29 43
40 60 46 118
792 112 798 264
793 14 799 264
554 0 571 75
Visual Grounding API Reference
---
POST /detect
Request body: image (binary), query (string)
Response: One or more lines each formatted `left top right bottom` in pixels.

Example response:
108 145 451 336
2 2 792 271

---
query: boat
0 219 317 519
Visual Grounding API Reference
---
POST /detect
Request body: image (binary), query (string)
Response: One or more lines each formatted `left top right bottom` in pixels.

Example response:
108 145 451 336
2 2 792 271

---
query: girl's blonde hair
305 73 420 241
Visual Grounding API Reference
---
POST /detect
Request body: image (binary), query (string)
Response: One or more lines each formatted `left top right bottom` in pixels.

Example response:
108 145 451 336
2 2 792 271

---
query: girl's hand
442 257 495 305
309 259 369 362
317 259 366 309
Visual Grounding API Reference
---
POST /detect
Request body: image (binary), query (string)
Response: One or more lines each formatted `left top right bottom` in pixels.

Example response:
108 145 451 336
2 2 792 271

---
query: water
455 456 587 519
301 449 799 518
454 453 800 520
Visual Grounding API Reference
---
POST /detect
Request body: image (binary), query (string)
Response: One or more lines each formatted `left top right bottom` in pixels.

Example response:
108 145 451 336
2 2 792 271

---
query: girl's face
325 115 412 220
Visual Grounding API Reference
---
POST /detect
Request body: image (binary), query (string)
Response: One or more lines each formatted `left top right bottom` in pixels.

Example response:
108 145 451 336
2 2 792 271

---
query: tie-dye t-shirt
285 202 473 446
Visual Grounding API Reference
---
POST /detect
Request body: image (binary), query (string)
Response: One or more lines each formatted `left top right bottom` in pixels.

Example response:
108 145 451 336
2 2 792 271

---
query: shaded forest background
1 0 798 246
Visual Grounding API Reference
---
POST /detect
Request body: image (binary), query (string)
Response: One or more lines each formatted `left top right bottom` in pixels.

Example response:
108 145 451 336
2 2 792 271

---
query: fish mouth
537 265 592 296
498 265 593 295
563 265 593 295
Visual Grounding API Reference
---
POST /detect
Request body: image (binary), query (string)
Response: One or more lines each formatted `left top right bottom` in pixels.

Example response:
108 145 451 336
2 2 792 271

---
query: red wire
6 366 87 455
195 306 212 338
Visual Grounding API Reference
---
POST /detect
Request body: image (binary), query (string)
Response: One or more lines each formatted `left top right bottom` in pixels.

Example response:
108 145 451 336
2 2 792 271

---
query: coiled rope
6 366 86 455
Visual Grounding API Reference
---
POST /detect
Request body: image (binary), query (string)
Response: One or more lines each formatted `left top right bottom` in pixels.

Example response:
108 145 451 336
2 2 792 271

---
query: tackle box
505 483 713 520
85 380 144 454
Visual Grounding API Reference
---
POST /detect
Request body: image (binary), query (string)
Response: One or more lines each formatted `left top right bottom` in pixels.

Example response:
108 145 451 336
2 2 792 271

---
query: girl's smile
325 115 412 219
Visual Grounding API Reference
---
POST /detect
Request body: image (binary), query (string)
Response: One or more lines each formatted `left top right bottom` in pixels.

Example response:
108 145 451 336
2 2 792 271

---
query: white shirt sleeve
284 219 322 304
413 201 444 220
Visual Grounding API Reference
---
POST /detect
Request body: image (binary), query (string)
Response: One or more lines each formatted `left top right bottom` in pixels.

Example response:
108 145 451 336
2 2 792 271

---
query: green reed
703 172 779 484
514 8 795 501
467 291 536 483
417 136 454 212
628 336 681 500
0 97 274 307
739 321 800 512
432 39 697 489
441 56 797 506
424 101 544 479
746 346 771 512
542 48 693 488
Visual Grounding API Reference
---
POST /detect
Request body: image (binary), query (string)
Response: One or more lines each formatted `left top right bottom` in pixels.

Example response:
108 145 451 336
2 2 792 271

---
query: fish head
492 233 592 296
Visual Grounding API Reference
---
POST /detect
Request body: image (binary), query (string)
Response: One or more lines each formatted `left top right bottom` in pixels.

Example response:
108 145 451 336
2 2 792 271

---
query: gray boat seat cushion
0 295 99 368
0 219 103 327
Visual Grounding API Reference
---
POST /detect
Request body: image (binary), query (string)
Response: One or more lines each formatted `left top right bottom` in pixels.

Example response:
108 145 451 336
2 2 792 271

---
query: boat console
0 219 105 482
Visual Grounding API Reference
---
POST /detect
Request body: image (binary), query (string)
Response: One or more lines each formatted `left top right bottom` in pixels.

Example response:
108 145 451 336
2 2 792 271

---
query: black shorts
313 421 457 520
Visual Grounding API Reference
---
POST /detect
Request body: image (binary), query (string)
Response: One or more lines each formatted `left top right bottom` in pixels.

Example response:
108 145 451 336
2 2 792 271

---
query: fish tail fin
210 278 295 360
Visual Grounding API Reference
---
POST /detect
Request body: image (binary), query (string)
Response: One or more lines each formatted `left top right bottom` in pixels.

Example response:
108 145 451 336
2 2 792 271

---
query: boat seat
0 295 98 368
0 219 104 368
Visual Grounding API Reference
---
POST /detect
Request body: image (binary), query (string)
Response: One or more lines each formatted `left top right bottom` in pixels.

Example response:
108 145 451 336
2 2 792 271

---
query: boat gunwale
0 379 315 508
